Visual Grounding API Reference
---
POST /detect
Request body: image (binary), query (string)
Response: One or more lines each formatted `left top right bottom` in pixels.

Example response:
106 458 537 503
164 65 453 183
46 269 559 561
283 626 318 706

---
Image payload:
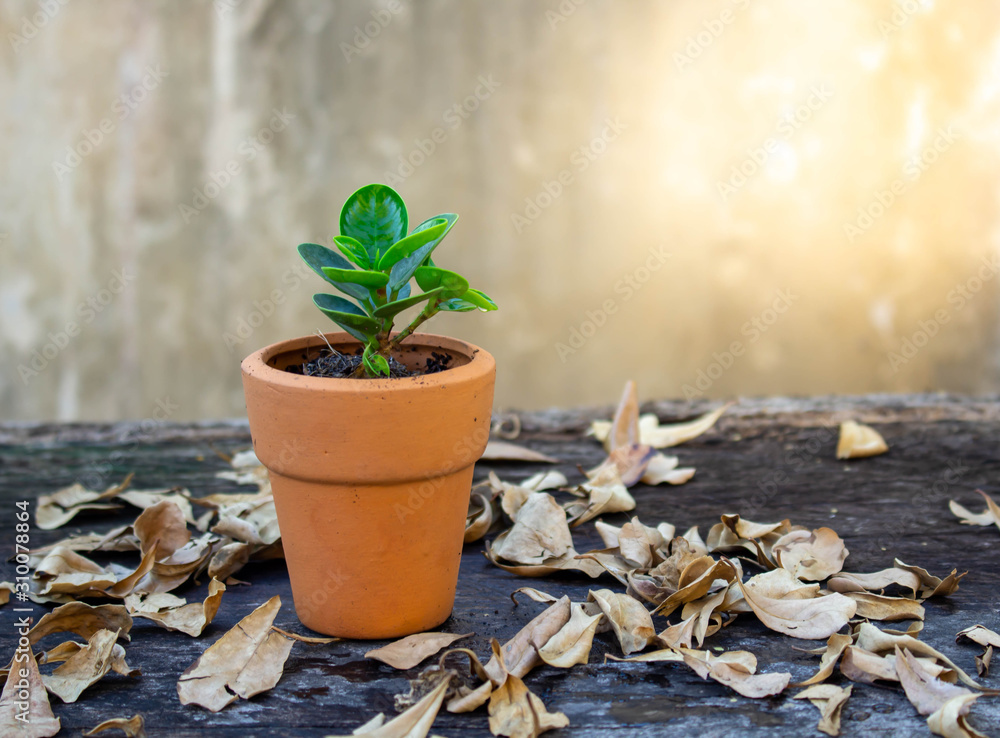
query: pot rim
241 331 494 392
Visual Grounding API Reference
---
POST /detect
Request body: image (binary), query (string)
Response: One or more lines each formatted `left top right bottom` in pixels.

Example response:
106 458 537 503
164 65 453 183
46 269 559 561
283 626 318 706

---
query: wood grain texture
0 395 998 736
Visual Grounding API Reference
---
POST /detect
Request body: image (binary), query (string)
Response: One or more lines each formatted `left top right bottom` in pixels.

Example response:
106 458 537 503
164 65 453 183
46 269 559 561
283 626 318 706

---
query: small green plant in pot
241 184 498 638
297 183 496 377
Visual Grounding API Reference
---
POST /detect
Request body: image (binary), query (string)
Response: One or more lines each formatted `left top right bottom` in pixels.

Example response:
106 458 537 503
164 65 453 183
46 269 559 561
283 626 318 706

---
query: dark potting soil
286 347 454 379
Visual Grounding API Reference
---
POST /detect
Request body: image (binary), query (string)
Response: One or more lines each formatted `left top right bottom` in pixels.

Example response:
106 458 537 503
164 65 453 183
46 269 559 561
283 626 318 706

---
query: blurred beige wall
1 0 999 422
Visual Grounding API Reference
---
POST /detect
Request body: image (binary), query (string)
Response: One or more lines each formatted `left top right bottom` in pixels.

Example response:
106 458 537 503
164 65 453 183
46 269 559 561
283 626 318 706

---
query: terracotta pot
241 332 495 639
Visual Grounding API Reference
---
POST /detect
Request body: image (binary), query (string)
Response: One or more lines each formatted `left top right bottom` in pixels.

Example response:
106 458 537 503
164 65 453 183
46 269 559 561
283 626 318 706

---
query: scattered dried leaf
488 672 569 738
366 633 474 671
794 684 852 736
177 596 292 712
836 420 888 459
949 490 1000 533
537 604 603 668
738 569 856 640
895 646 973 716
129 579 226 637
481 441 558 464
0 643 60 737
926 694 989 738
83 714 147 737
42 628 126 703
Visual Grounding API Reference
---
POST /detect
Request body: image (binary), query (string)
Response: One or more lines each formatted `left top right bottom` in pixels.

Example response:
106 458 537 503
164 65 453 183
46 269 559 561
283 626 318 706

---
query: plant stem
388 301 440 351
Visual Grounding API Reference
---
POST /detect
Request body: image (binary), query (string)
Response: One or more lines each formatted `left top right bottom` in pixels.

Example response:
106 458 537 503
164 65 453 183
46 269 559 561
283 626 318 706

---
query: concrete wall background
2 0 999 422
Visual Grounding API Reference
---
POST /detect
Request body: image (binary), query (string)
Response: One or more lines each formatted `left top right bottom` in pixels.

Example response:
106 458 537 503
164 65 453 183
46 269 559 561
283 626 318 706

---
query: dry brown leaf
485 551 606 580
656 615 699 649
738 569 856 640
42 628 125 703
794 684 852 736
465 492 495 544
794 633 854 687
895 646 973 716
893 559 966 598
926 694 989 738
590 402 730 450
207 541 252 581
28 602 133 644
640 453 696 486
133 500 191 558
365 633 473 671
565 474 636 526
605 648 685 664
836 420 888 459
537 604 603 668
211 497 280 546
853 623 980 688
36 480 127 530
587 444 656 488
680 648 791 699
35 546 117 595
481 441 558 464
0 583 13 606
846 592 926 622
949 490 1000 533
177 595 292 712
956 625 1000 649
83 714 147 737
772 528 848 581
485 598 571 684
588 590 655 655
139 533 216 594
827 567 922 595
975 647 992 678
330 676 450 738
488 673 569 738
0 642 61 737
653 558 739 617
130 578 226 637
490 493 573 564
839 646 900 684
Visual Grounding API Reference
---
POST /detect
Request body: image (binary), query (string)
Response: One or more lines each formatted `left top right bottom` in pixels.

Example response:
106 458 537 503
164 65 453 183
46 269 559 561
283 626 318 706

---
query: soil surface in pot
285 346 454 379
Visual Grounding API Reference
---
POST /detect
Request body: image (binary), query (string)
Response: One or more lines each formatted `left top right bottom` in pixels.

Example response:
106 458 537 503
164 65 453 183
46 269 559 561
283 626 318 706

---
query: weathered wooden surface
1 393 998 737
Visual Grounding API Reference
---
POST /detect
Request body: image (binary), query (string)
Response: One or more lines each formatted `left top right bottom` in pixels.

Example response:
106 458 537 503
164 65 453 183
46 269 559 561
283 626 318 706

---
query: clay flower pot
241 331 495 639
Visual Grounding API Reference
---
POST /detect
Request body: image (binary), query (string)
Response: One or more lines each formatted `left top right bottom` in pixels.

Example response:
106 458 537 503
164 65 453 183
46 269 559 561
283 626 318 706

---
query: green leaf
388 214 458 292
414 266 469 298
298 243 373 304
340 184 407 264
333 235 370 268
312 294 379 342
371 288 444 319
462 288 498 311
298 243 354 277
376 220 448 271
362 345 391 377
438 298 477 312
321 267 390 289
